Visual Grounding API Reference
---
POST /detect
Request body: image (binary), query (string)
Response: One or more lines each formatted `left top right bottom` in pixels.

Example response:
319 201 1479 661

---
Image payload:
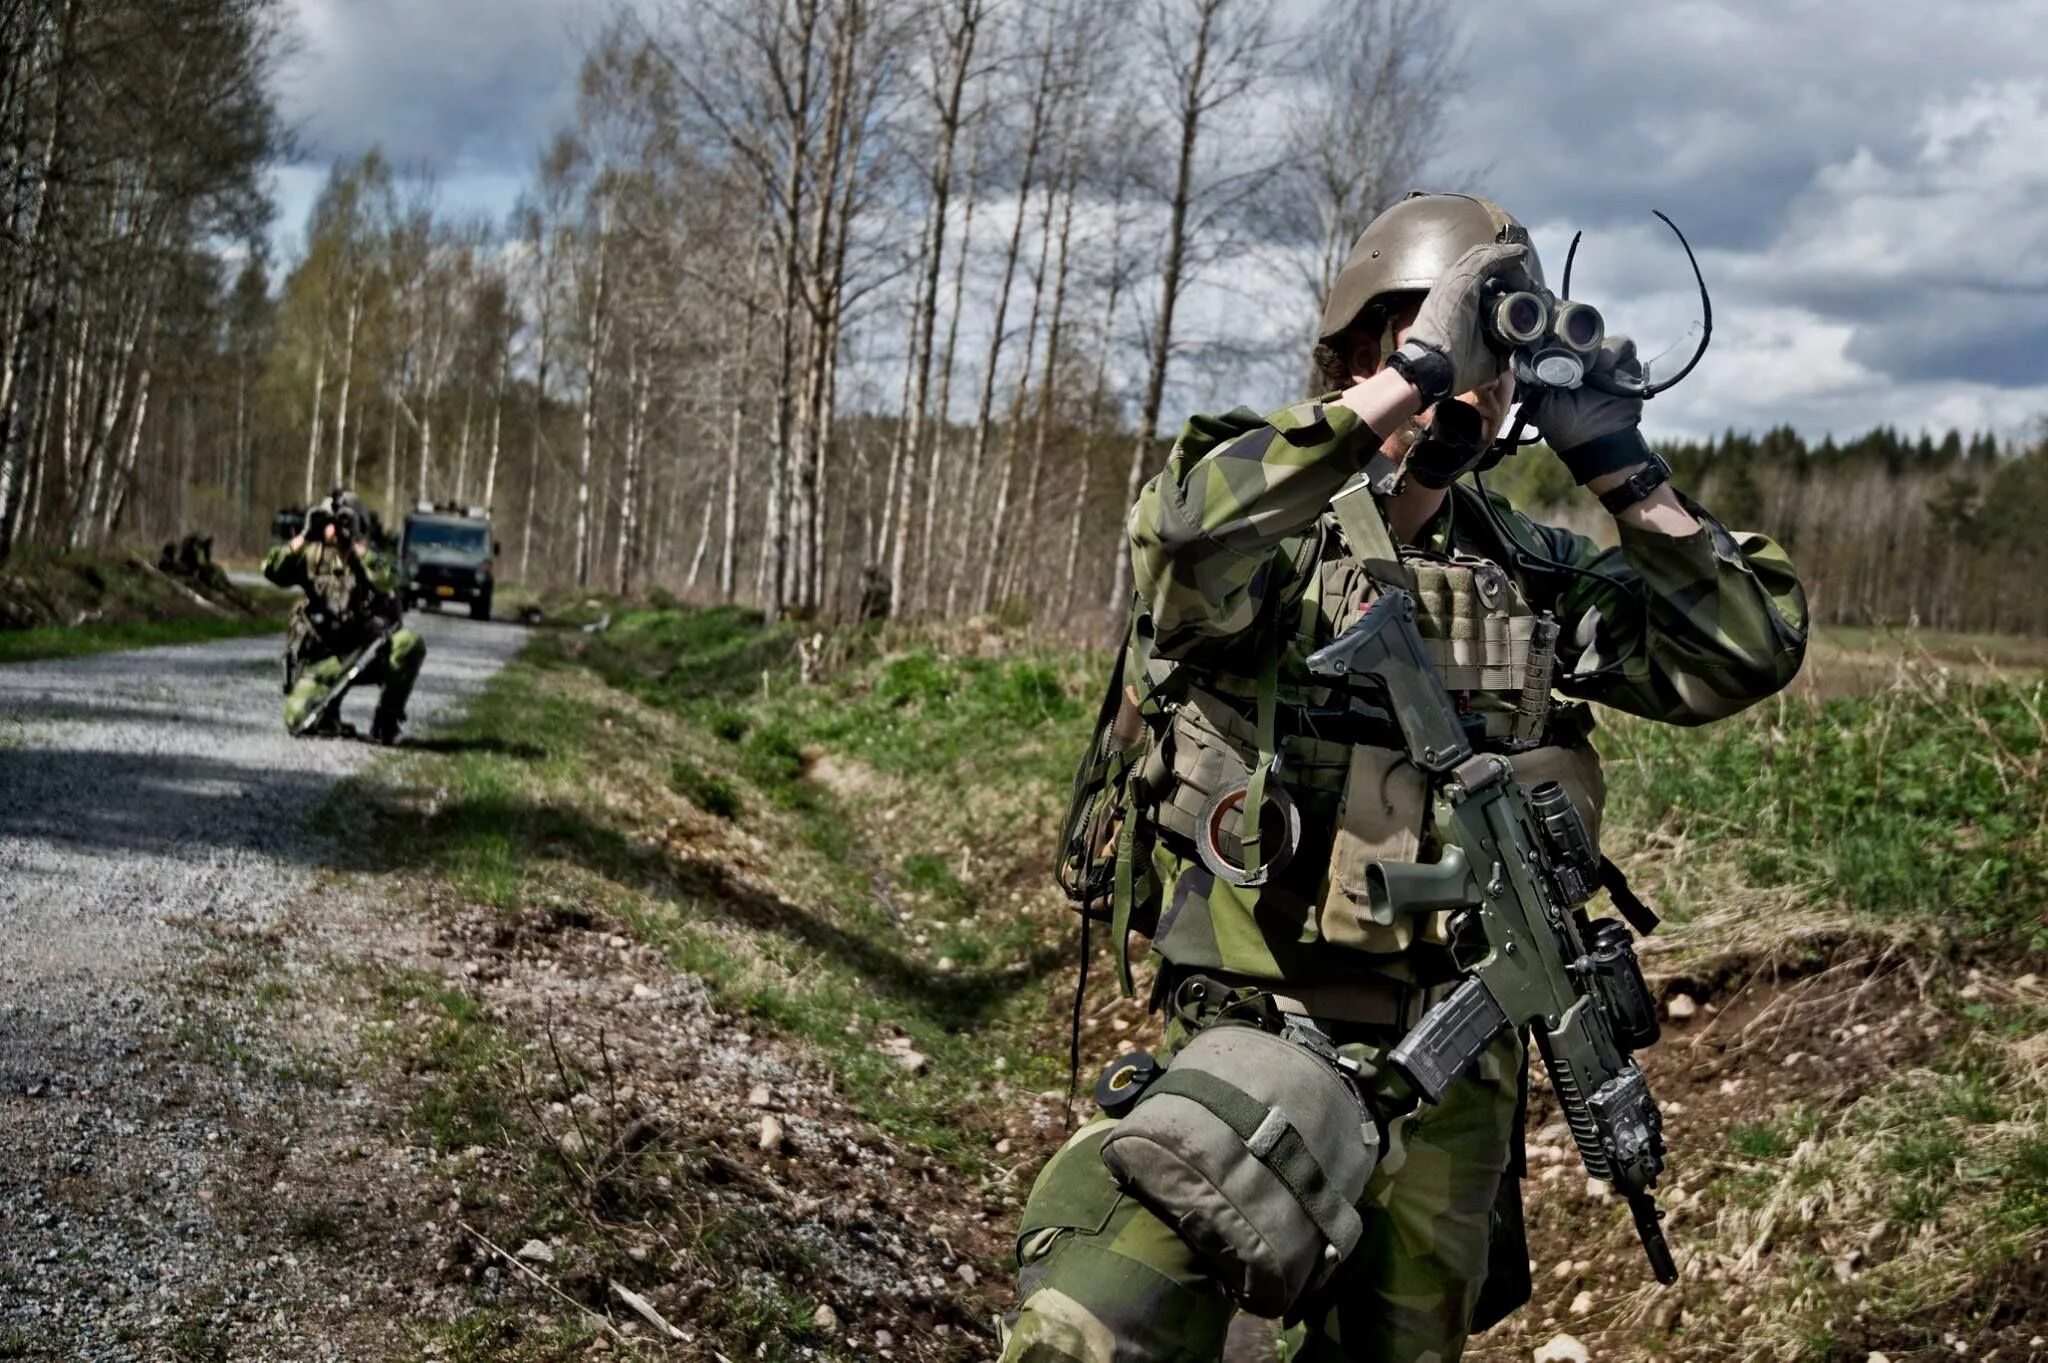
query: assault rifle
1306 590 1678 1285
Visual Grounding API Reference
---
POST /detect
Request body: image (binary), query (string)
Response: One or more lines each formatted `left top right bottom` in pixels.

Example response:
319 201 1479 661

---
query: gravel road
0 610 527 1355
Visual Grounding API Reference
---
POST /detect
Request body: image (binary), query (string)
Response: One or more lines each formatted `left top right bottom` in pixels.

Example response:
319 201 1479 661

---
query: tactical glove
1387 242 1539 402
1523 335 1653 483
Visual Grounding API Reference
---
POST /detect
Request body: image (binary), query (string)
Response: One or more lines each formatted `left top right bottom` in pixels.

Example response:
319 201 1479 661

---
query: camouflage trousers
283 628 425 734
1000 1026 1522 1363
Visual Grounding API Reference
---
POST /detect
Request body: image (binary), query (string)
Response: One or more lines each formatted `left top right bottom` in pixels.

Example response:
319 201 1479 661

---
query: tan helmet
1317 191 1545 343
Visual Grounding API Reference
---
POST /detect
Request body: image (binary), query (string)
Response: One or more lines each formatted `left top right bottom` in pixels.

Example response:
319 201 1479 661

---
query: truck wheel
470 594 492 622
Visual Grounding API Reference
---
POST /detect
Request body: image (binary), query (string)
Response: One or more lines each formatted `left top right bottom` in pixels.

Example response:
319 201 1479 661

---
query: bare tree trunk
720 262 765 603
687 490 715 591
1109 0 1223 634
886 0 981 614
976 168 1059 613
914 121 984 614
1007 139 1081 610
763 0 821 620
384 390 402 519
301 331 328 507
482 331 508 512
453 383 475 504
329 286 361 491
1062 204 1129 613
945 16 1058 616
574 201 611 588
616 347 649 596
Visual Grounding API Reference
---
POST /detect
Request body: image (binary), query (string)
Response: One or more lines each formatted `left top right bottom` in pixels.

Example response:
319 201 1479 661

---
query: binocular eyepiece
1482 283 1604 389
305 498 358 542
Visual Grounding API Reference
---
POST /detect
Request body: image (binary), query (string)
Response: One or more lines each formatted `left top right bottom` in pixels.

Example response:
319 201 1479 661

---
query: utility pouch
1317 744 1444 955
1097 1024 1380 1320
1054 627 1154 926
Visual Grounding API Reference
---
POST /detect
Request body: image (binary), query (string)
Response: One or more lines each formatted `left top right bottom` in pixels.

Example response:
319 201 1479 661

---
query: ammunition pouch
1098 1022 1380 1320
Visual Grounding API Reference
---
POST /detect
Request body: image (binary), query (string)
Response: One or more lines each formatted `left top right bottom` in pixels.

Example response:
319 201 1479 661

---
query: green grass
1600 672 2048 950
374 971 512 1152
334 603 2048 1359
359 606 1093 1168
0 614 283 662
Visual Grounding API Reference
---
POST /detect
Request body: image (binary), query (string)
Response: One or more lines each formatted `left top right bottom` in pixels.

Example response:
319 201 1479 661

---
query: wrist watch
1598 454 1673 515
1384 341 1454 405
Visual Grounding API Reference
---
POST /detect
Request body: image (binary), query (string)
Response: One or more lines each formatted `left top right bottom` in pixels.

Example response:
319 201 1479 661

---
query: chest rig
287 545 380 663
1142 476 1603 958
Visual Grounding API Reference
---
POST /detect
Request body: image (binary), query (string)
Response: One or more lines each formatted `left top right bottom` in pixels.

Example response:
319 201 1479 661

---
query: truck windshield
407 521 489 555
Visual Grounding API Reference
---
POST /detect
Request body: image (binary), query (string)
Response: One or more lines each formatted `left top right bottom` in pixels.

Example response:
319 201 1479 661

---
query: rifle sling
1599 856 1659 936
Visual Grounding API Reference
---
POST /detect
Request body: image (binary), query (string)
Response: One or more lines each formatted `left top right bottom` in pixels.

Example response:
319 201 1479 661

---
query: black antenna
1639 209 1712 398
1560 229 1584 298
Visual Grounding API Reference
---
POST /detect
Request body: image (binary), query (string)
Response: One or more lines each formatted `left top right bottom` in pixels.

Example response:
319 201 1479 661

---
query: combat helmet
1318 191 1545 345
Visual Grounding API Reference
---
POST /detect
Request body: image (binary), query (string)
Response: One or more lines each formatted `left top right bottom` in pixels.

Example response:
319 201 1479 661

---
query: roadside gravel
0 612 527 1357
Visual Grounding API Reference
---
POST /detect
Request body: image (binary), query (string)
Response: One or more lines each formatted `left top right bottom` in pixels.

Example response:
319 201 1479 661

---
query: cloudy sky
268 0 2048 443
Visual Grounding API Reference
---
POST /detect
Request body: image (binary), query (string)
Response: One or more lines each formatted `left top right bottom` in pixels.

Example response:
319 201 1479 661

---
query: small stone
994 1138 1012 1155
515 1239 554 1265
558 1129 591 1162
1719 1079 1741 1096
1569 1290 1593 1316
631 982 656 1001
958 1263 978 1286
1551 1260 1575 1280
1584 1178 1610 1200
1534 1334 1590 1363
936 957 955 973
607 934 628 949
1665 993 1698 1020
880 1036 929 1075
992 1056 1007 1071
875 1329 895 1350
747 1083 772 1107
1867 1353 1891 1363
812 1304 840 1334
758 1115 786 1153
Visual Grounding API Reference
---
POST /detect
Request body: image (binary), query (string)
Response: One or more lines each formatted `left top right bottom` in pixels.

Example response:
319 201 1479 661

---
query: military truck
400 501 497 621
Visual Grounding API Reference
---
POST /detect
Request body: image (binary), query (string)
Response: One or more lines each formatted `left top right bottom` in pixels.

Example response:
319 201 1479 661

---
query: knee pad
388 629 425 670
283 682 325 730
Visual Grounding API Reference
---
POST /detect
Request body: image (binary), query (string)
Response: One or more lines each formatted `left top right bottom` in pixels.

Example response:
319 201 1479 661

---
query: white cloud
263 0 2048 447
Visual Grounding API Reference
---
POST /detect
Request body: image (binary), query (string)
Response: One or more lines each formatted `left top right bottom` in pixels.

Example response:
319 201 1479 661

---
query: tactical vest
1124 479 1605 963
287 545 383 664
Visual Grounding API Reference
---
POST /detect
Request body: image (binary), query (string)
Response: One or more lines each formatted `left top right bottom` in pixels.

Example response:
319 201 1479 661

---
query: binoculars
1482 281 1604 389
305 501 357 543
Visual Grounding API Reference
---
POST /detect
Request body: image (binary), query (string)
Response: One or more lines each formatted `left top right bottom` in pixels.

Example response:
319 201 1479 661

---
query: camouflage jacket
1126 395 1808 986
262 540 399 663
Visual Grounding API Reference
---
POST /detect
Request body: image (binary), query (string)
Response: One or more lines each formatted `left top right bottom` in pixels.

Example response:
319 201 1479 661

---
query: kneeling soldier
263 489 424 745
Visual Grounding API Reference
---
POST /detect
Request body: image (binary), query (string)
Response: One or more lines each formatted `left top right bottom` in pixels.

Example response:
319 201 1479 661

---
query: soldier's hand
288 534 307 553
1392 242 1539 400
1522 335 1648 483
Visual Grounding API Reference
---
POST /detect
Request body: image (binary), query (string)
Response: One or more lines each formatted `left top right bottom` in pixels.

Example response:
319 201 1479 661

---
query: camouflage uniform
261 539 424 737
1003 395 1808 1362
